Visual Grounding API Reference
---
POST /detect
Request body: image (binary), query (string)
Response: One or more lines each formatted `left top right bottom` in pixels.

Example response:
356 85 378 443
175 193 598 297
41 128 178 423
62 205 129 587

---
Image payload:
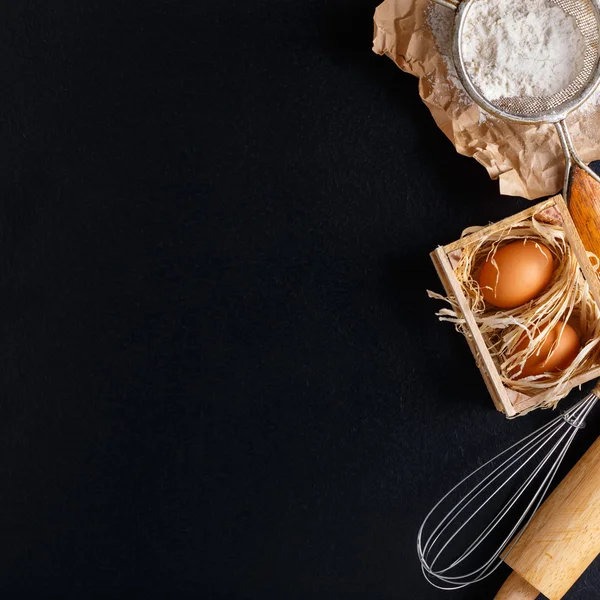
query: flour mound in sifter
461 0 587 100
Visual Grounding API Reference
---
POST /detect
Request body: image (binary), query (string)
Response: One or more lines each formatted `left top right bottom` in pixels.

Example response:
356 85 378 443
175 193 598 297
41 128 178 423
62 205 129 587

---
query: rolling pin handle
494 571 539 600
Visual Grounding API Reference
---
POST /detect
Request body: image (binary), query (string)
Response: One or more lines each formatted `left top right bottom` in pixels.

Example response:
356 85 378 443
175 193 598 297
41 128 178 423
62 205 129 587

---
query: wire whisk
417 389 599 591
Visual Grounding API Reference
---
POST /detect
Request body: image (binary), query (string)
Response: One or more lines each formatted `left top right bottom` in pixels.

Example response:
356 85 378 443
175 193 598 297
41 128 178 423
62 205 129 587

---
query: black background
2 0 600 598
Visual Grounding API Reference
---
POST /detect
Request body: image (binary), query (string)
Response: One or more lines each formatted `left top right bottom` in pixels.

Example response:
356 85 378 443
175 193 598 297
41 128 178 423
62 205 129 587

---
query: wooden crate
431 195 600 417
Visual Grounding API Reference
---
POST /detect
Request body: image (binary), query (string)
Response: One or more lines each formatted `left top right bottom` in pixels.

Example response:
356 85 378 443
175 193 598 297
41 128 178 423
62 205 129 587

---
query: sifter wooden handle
502 435 600 600
568 165 600 260
494 571 539 600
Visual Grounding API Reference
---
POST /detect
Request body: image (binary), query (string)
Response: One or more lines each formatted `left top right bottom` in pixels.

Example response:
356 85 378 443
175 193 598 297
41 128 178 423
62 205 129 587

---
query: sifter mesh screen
460 0 600 118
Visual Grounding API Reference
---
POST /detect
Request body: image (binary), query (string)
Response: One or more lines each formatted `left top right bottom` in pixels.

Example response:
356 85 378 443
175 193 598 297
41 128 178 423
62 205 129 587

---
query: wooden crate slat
430 249 508 413
433 247 516 416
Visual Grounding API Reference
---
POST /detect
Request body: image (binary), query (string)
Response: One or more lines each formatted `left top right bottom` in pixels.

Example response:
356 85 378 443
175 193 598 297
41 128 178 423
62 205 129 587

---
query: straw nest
429 215 600 410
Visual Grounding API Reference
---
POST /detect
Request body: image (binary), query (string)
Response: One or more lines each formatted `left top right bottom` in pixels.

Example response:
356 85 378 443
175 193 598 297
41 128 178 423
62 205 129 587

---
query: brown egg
478 240 554 308
510 322 580 378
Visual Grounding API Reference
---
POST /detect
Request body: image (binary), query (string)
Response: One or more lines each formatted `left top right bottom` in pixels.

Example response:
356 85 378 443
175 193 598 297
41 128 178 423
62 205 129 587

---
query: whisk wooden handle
494 571 539 600
568 166 600 260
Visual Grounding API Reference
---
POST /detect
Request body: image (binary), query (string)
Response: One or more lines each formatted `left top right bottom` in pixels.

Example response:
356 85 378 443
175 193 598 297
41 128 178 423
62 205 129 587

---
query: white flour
461 0 586 99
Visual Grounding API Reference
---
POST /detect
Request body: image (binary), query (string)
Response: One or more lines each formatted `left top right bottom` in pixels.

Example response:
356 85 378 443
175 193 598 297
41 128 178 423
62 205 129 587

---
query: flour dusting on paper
426 3 487 121
426 2 453 62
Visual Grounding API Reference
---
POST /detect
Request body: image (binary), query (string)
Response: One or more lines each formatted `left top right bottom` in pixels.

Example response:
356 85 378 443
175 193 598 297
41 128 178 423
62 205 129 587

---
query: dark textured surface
2 0 599 598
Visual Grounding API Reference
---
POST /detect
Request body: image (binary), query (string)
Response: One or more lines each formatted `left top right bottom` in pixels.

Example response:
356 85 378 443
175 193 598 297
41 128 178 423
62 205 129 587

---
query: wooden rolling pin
494 430 600 599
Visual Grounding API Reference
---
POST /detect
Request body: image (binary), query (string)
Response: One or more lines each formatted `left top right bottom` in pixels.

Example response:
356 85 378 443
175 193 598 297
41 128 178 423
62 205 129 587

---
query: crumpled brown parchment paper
372 0 600 199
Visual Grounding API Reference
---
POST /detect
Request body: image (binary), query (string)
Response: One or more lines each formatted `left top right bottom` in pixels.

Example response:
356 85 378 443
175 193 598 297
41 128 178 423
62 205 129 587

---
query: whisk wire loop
417 392 599 590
